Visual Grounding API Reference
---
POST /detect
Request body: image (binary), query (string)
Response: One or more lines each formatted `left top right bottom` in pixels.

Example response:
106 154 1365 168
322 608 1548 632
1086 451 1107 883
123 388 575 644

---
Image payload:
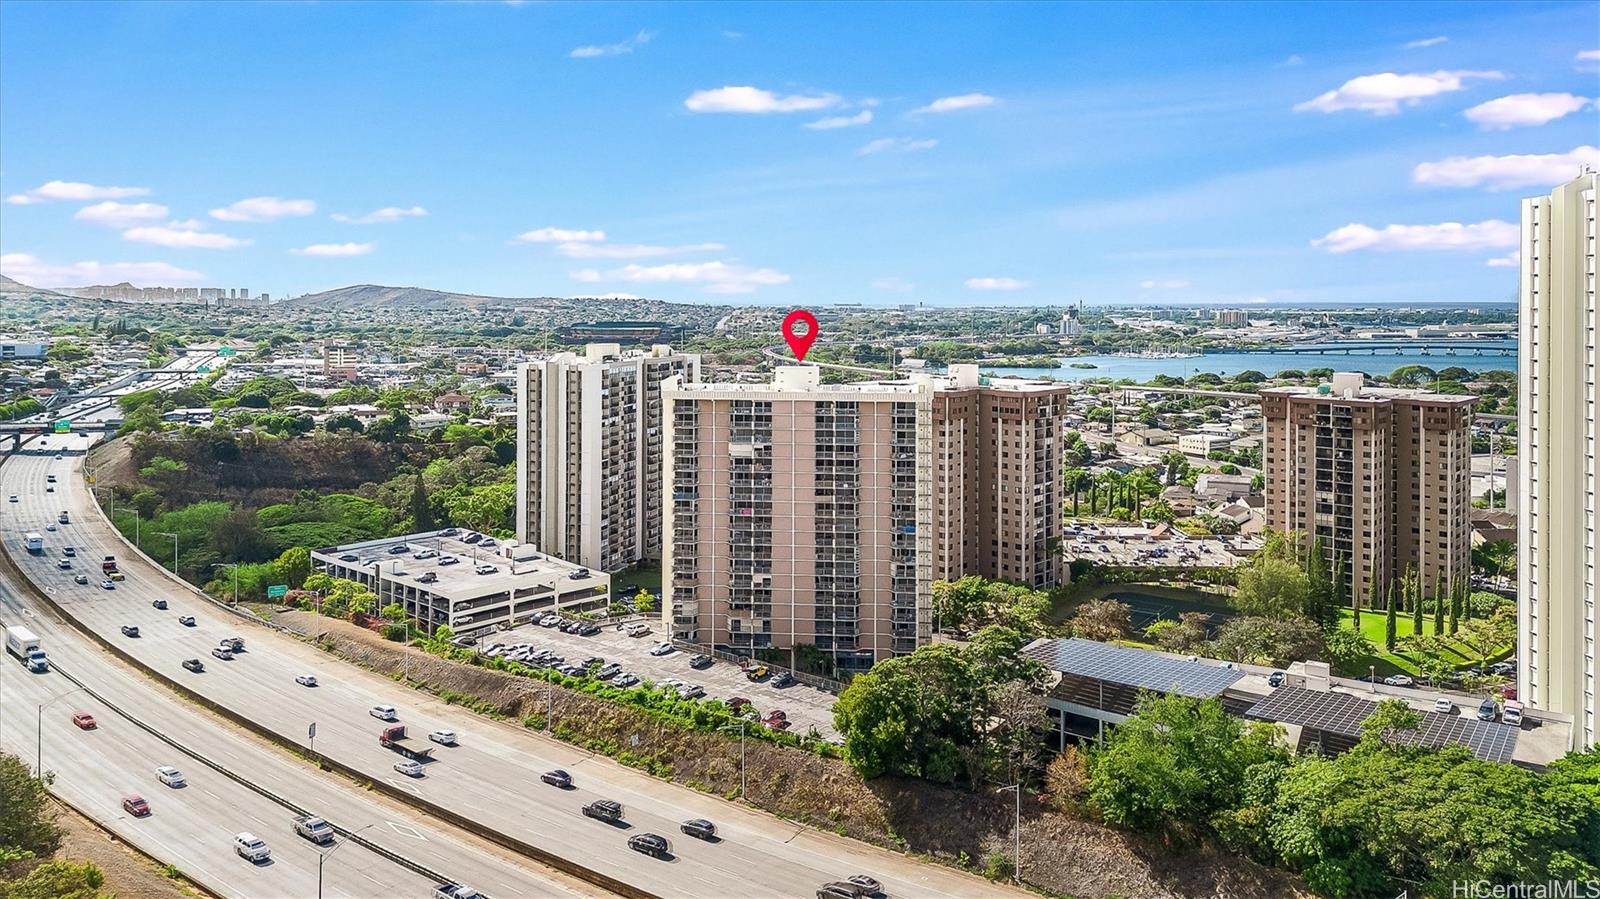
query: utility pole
156 532 179 574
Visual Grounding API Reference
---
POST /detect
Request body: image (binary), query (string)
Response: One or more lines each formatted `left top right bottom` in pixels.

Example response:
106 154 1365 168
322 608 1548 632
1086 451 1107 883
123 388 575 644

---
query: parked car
678 684 706 700
156 766 186 787
1477 699 1498 722
680 818 716 840
151 598 167 610
178 615 195 626
576 622 601 636
438 555 459 566
1382 674 1414 687
772 671 796 688
71 712 97 730
595 663 623 680
1502 700 1525 727
541 769 572 788
612 672 640 688
746 665 771 682
182 658 204 673
394 759 425 777
689 654 713 669
120 624 139 638
122 795 151 817
728 696 753 714
1433 697 1455 714
370 705 398 721
627 833 671 858
763 711 791 730
650 642 675 656
233 833 271 862
1267 671 1286 688
295 674 318 687
428 729 457 746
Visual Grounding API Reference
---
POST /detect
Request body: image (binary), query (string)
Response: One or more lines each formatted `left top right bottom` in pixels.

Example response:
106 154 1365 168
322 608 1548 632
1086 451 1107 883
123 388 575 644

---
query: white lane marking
386 821 426 840
386 777 423 796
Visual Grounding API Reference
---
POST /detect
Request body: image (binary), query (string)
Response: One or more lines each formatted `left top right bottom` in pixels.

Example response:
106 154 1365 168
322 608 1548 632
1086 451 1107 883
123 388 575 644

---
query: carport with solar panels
1020 638 1253 749
1245 685 1520 763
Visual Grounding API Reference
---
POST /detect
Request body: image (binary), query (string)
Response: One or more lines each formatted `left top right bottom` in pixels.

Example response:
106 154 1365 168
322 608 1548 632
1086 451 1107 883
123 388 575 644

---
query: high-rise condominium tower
515 343 700 573
1519 169 1599 750
1261 372 1474 606
661 365 933 673
930 364 1071 589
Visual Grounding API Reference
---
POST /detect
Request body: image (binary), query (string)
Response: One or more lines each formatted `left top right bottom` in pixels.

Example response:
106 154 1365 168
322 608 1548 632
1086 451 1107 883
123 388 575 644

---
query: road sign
267 584 288 599
308 722 317 740
52 420 70 433
196 365 211 374
217 347 237 357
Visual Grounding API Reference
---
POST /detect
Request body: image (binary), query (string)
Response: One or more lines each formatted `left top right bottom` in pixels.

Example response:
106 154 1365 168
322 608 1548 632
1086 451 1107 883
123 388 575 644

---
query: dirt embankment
278 611 1309 899
49 799 202 899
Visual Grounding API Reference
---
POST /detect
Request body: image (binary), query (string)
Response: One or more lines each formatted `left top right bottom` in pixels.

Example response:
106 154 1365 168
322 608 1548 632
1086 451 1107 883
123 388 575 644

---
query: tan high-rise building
516 343 700 573
1519 169 1598 750
661 366 933 673
1261 372 1473 605
930 364 1071 588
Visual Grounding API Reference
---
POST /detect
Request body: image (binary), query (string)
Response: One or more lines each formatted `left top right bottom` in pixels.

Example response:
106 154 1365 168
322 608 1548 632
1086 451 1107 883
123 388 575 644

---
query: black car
120 624 140 637
1267 671 1285 688
151 598 168 610
541 769 572 788
462 533 482 545
338 553 359 562
221 637 244 652
387 543 410 554
576 622 601 636
182 658 204 673
689 654 713 669
627 833 670 858
680 818 717 840
847 874 883 895
817 884 863 899
582 799 623 822
773 672 796 687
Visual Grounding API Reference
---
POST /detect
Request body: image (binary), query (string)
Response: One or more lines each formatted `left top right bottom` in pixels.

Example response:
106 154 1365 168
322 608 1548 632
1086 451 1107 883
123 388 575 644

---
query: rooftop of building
311 529 607 600
1260 372 1476 406
523 343 698 368
665 364 930 396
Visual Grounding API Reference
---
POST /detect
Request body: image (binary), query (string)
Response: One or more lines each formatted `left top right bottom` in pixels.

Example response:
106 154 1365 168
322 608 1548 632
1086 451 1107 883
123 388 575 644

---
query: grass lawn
612 566 662 596
1333 607 1505 678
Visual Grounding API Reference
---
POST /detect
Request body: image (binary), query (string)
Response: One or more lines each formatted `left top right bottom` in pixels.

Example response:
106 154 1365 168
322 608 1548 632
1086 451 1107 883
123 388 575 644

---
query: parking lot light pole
318 823 380 899
719 721 747 800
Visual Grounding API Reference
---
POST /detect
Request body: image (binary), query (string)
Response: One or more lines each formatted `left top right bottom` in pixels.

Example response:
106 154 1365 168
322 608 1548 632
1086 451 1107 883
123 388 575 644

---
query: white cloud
1412 146 1600 190
556 241 725 259
578 260 791 294
1578 49 1600 61
570 30 654 58
575 292 643 300
871 276 914 292
913 93 997 114
290 242 376 257
514 227 606 243
1281 55 1305 67
1311 220 1518 253
1462 93 1591 130
805 110 873 130
5 180 150 205
1138 279 1191 289
0 252 205 286
73 201 169 227
684 86 839 114
1405 36 1448 48
721 30 744 40
965 277 1029 290
857 137 938 156
123 224 251 249
1294 70 1504 115
209 196 317 222
331 205 428 224
1486 251 1520 268
166 218 205 230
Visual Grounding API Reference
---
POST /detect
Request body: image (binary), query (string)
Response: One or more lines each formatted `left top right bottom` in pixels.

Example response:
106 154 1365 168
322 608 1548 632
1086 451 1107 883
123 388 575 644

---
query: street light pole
997 782 1021 884
155 532 179 574
317 823 380 899
37 687 88 778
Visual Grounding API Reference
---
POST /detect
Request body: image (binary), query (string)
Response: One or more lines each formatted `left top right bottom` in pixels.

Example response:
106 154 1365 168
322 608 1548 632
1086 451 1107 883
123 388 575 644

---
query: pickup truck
292 815 335 844
378 725 435 762
432 885 481 899
102 556 118 574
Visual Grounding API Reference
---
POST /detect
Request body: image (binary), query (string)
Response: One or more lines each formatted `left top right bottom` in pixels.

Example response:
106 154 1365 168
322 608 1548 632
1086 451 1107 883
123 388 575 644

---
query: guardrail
6 443 656 899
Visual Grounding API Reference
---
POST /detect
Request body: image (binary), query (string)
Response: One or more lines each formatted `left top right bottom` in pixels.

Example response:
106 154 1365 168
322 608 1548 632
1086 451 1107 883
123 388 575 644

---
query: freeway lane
4 434 1022 899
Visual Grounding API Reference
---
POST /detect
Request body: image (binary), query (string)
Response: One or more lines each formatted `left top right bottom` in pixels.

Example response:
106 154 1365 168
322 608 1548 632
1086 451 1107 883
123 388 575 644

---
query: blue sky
1 0 1596 306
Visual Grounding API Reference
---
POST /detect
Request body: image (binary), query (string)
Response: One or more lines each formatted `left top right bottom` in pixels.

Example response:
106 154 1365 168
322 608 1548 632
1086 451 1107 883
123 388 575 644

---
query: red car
71 712 97 730
762 711 790 730
122 795 150 817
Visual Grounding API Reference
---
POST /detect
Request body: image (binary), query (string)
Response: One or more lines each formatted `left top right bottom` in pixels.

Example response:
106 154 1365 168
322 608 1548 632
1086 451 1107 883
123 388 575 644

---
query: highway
2 433 1022 898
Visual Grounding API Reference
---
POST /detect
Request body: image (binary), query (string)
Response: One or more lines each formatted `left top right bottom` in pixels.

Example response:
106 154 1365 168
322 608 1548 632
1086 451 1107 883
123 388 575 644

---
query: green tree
0 860 108 899
1069 598 1132 641
0 753 62 863
833 644 981 783
272 546 311 590
1207 616 1325 667
1432 576 1446 636
633 588 656 614
1087 693 1288 835
1384 582 1398 651
1233 557 1309 620
1411 570 1424 637
409 473 435 531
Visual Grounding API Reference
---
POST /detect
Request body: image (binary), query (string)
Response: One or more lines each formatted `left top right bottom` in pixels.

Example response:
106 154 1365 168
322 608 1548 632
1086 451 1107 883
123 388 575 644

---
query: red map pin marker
782 309 819 362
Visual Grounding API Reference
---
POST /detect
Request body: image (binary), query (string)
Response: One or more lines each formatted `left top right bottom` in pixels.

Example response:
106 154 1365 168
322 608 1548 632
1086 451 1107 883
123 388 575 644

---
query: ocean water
988 341 1516 382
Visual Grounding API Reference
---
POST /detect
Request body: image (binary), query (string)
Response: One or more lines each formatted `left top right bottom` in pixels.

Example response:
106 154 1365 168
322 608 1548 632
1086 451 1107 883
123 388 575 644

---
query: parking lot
1065 522 1259 568
493 618 843 742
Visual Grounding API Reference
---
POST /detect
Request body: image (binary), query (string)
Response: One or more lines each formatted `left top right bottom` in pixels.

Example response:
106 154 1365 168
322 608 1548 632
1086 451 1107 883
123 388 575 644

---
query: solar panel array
1248 686 1519 764
1021 638 1244 699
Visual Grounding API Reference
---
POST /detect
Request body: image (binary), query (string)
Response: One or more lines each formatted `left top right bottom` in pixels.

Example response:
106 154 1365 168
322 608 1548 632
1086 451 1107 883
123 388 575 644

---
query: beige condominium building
661 365 933 673
1519 169 1598 750
929 364 1071 589
1261 372 1474 606
515 343 700 573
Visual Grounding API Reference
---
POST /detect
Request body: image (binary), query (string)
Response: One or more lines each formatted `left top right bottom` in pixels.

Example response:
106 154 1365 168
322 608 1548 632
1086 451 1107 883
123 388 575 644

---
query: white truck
5 626 48 672
23 533 43 554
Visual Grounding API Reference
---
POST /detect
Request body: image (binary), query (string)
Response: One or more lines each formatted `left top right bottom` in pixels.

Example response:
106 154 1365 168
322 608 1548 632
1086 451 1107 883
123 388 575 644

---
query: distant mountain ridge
0 274 68 297
281 284 568 310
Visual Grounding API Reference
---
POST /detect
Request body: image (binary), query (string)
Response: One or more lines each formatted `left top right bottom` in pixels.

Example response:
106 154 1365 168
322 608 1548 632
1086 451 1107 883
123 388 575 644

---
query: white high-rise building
1518 169 1599 750
515 343 700 574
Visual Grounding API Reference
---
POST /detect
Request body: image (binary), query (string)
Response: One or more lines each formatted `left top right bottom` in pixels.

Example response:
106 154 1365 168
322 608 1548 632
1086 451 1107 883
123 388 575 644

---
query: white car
1382 674 1415 687
156 766 186 787
233 832 271 862
1433 697 1455 714
650 642 675 657
295 674 318 687
393 759 425 777
428 729 457 746
370 705 398 721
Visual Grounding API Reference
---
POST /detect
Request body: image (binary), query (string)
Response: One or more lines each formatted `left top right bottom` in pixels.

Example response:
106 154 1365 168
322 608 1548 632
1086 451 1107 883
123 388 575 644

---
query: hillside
0 274 69 298
279 283 566 310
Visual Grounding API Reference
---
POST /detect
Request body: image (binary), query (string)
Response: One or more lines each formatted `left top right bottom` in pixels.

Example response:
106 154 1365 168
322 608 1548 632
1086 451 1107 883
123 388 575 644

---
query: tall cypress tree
1330 552 1348 629
1411 569 1424 637
1384 581 1398 651
1432 576 1446 636
1448 579 1462 634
